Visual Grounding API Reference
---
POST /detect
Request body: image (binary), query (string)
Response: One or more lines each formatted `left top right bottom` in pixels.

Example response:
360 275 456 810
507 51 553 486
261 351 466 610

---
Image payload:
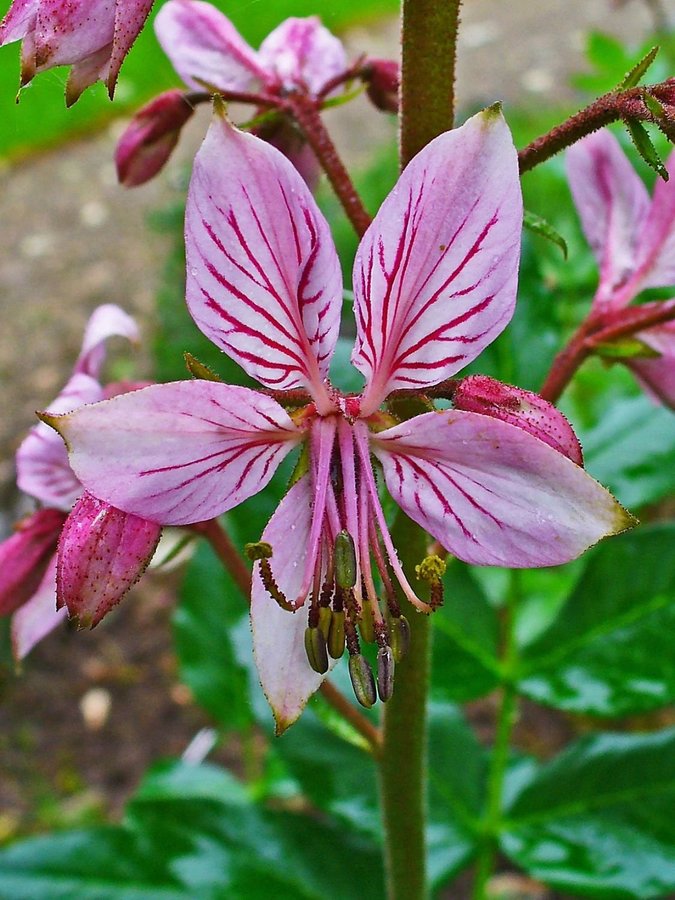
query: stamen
388 614 411 663
376 645 395 702
304 625 329 674
327 609 346 658
245 542 293 611
415 555 446 610
348 654 377 709
335 530 357 590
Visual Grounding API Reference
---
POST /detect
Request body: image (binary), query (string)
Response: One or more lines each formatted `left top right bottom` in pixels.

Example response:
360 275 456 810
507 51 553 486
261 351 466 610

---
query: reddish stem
317 56 368 100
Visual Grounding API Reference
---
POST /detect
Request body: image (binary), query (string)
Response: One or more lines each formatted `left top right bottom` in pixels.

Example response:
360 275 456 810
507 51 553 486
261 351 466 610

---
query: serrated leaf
518 524 675 716
618 45 659 89
644 92 666 119
523 210 568 258
625 119 668 180
501 729 675 898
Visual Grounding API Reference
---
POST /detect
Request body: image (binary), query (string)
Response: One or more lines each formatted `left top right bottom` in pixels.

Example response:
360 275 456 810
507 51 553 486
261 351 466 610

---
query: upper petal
43 381 300 525
107 0 154 95
185 116 342 405
258 16 347 95
34 0 115 69
16 372 103 509
11 556 66 660
631 149 675 292
251 475 336 734
74 303 139 379
372 410 634 568
57 492 161 627
154 0 265 91
0 0 38 45
353 106 523 415
566 130 650 308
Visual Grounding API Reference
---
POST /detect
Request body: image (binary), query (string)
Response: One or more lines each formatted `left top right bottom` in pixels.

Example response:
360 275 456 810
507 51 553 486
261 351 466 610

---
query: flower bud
363 58 399 113
115 90 195 187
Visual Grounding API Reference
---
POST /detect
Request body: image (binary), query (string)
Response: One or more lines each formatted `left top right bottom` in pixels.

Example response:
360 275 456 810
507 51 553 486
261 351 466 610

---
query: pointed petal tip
37 410 64 434
480 101 503 123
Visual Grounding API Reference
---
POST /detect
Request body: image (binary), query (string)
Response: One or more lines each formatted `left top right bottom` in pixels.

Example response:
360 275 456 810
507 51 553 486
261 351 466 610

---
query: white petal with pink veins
353 106 522 414
251 476 337 734
372 410 634 568
186 117 342 406
154 0 266 92
44 381 300 525
258 16 347 95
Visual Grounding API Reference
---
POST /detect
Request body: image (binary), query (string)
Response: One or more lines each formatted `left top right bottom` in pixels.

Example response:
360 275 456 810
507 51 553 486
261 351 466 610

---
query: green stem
379 514 432 900
472 573 521 899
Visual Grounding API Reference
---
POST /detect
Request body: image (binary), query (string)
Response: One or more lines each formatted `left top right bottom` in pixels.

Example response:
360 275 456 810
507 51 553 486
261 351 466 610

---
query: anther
415 554 447 610
304 626 329 674
359 593 376 644
376 646 395 702
334 530 357 590
348 654 377 708
389 615 411 663
327 609 346 658
318 606 333 641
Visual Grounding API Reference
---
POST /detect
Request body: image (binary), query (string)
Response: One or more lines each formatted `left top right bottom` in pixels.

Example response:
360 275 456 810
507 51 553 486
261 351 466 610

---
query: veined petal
251 476 336 734
632 149 675 292
34 0 115 69
107 0 154 95
353 106 522 415
0 0 38 45
57 493 161 627
11 557 66 660
566 130 649 308
74 303 139 378
258 16 347 95
186 116 342 406
65 43 112 106
154 0 265 91
629 318 675 409
0 509 65 616
372 410 634 568
17 372 103 509
43 381 300 525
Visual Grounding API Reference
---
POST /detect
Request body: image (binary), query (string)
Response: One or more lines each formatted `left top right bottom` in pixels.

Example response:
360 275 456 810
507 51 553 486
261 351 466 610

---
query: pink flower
0 0 154 105
567 129 675 407
0 305 161 659
46 109 632 730
137 0 348 186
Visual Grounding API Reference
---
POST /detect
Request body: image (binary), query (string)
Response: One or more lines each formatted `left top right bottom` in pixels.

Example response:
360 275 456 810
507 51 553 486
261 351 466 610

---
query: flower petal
566 130 650 308
44 381 300 525
632 149 675 291
107 0 154 95
453 375 583 464
258 16 347 95
11 557 67 660
17 372 103 509
74 303 139 378
186 116 342 405
353 106 522 415
0 509 65 615
57 492 161 627
629 318 675 409
0 0 38 45
154 0 265 91
372 410 635 568
64 43 112 106
34 0 114 69
251 475 336 734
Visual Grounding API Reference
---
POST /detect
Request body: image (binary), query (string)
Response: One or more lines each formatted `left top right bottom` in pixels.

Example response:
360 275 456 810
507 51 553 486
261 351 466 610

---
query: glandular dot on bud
390 615 411 663
377 646 395 702
304 626 329 674
335 530 357 590
327 610 346 658
349 654 377 708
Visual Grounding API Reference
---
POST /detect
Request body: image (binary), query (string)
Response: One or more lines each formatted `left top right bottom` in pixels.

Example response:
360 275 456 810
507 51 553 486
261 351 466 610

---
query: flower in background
46 109 632 731
0 0 154 105
0 305 161 660
117 0 348 187
567 129 675 407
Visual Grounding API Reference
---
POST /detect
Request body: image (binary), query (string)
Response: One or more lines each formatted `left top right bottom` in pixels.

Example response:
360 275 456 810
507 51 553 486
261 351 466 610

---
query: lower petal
11 557 67 661
372 410 635 568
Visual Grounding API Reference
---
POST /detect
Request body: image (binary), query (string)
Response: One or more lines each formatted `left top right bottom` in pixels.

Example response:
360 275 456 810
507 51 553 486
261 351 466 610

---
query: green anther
348 654 377 708
304 626 329 674
334 530 357 590
415 554 446 584
327 610 346 659
377 646 395 702
359 599 376 644
245 541 273 561
389 615 411 663
318 606 333 641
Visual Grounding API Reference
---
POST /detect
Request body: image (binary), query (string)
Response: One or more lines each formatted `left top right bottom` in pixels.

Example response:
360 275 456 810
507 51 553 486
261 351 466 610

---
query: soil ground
0 1 669 896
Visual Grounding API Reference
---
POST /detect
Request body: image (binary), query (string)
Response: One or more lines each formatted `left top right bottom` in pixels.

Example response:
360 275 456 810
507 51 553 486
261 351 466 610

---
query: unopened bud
363 58 399 113
376 646 395 702
349 654 377 708
327 609 346 658
389 615 411 663
115 90 195 187
335 531 357 590
304 626 329 674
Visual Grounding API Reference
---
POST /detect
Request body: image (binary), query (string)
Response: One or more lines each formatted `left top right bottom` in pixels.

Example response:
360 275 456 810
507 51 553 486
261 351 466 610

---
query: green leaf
501 729 675 898
593 337 661 359
431 562 500 702
518 524 675 716
523 210 568 259
625 119 668 180
580 394 675 508
618 45 659 90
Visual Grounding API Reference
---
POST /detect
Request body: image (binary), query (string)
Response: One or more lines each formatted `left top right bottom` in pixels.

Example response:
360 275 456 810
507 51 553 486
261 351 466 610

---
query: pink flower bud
453 375 583 465
116 90 195 187
363 58 399 113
